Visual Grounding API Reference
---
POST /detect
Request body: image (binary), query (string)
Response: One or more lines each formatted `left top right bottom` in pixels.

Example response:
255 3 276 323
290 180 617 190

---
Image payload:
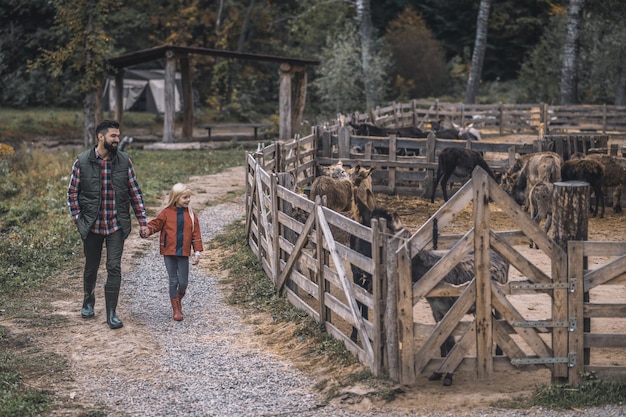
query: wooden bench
203 123 272 141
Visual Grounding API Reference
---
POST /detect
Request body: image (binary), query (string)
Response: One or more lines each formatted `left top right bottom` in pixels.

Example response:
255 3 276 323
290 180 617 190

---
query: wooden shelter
107 45 319 142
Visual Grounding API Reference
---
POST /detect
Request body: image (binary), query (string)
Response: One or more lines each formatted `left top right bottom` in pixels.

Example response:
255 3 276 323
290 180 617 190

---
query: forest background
1 0 626 136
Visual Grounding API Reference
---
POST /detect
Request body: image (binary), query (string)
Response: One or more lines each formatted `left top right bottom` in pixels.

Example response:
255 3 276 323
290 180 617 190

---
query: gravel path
72 198 625 417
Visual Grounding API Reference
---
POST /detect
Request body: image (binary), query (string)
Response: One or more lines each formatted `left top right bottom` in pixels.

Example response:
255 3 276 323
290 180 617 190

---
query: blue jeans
164 256 189 299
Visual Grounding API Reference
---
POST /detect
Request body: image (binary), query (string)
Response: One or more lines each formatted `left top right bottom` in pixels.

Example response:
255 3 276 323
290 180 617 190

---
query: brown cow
502 152 562 210
310 165 375 213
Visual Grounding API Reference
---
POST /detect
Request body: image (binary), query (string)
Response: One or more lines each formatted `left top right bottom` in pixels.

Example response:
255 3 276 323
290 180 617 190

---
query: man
67 120 149 329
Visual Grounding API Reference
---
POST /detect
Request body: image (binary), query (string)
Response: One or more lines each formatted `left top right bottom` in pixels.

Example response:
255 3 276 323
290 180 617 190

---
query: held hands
191 251 201 265
139 226 150 238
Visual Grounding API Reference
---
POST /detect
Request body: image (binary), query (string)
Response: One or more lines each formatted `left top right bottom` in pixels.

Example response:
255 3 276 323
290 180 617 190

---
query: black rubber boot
104 290 123 329
81 277 97 318
81 291 95 318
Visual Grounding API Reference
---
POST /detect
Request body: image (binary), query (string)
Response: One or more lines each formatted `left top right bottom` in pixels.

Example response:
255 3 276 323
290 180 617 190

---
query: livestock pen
351 99 626 137
244 128 626 385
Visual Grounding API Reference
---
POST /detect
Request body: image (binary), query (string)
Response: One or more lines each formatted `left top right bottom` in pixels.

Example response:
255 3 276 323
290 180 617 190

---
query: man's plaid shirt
67 148 147 235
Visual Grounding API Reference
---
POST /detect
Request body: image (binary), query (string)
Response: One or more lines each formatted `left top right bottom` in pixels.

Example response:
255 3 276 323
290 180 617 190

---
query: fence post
320 130 331 159
270 173 280 284
422 132 437 199
397 244 415 385
567 240 585 385
338 126 351 160
385 235 401 381
388 134 397 194
315 197 329 325
472 169 493 379
498 101 504 135
372 218 384 377
552 181 589 382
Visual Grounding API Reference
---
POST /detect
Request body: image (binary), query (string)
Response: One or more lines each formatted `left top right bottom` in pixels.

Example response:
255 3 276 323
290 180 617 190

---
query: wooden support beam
163 50 176 143
279 63 292 140
180 55 194 139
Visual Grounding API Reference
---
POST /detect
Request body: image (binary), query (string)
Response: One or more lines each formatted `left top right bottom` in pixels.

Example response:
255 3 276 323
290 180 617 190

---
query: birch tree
465 0 491 104
560 0 586 104
356 0 377 110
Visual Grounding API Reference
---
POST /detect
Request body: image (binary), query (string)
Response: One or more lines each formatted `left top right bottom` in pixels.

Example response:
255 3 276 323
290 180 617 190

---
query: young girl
143 183 203 321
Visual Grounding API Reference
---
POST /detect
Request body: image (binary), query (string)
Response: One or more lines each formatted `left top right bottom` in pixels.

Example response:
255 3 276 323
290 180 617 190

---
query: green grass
0 107 228 141
0 107 83 140
497 372 626 409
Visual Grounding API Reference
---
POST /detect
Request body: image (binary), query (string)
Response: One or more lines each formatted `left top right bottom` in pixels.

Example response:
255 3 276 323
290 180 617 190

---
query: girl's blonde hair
166 183 195 231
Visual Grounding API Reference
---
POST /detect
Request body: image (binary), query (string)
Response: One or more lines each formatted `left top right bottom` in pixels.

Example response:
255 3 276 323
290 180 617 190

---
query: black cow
561 158 605 217
431 147 495 202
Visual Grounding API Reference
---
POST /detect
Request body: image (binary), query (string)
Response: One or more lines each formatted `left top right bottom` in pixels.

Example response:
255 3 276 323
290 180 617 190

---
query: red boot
170 298 183 321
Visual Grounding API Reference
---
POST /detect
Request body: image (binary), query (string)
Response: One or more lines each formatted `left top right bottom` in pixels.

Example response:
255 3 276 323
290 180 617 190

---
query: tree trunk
216 0 224 34
95 84 104 127
357 0 376 110
616 55 626 106
465 0 492 104
560 0 586 105
237 0 255 52
83 90 97 148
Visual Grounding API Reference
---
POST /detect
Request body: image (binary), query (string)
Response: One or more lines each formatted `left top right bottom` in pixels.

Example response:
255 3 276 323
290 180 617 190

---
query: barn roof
108 45 320 70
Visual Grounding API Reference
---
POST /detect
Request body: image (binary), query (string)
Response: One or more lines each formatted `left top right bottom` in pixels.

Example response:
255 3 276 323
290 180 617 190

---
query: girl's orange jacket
146 206 203 256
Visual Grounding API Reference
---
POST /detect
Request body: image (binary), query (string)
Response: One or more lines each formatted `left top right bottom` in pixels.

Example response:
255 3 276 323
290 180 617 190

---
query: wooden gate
394 168 572 385
393 168 626 385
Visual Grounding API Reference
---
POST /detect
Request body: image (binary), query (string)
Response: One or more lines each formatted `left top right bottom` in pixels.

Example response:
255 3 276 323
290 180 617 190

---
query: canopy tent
103 69 182 113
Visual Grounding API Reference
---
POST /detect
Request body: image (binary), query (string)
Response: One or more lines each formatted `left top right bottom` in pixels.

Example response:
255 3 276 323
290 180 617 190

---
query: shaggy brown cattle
561 158 605 217
309 165 375 213
528 181 555 249
501 152 562 210
318 160 348 179
585 154 626 214
430 147 495 202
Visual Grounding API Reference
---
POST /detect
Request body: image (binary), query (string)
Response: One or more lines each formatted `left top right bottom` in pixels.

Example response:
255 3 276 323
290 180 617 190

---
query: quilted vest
76 148 132 239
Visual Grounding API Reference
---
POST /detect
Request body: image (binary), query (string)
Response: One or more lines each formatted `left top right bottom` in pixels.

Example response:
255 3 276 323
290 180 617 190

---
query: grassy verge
497 373 626 409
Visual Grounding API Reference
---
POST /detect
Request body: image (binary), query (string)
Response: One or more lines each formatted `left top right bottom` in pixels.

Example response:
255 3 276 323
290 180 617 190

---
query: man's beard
104 141 118 155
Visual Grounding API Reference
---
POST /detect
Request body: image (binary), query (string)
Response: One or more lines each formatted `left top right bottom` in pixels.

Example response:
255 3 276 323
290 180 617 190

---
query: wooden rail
204 122 272 141
346 100 626 137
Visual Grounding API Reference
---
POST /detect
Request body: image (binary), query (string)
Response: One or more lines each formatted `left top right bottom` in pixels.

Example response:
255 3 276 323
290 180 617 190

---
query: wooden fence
245 131 626 385
316 126 609 199
348 100 626 137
